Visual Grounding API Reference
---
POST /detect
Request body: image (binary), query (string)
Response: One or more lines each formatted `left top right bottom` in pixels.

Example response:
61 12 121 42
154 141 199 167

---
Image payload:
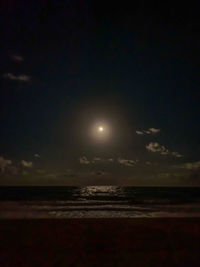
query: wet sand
0 218 200 266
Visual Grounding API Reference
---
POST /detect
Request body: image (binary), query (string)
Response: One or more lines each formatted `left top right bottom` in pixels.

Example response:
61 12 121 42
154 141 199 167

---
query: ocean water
0 186 200 218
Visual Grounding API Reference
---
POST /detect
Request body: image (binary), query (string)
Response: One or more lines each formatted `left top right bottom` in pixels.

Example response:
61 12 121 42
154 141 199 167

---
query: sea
1 186 200 218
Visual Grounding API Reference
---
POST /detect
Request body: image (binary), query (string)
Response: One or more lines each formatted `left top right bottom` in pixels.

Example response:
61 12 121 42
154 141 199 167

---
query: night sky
1 1 200 186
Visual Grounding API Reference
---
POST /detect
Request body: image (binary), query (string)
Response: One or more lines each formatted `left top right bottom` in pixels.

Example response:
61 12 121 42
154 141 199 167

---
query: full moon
90 122 110 142
98 126 104 132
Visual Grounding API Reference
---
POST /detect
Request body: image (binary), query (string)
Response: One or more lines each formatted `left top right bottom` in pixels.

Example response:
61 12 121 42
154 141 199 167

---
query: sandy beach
0 218 200 266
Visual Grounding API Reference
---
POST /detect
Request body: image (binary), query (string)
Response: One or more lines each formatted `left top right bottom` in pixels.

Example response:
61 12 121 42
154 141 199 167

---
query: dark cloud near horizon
0 152 199 186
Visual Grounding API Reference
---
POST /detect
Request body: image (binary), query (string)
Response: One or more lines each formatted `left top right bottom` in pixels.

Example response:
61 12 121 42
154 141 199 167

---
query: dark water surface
1 186 200 218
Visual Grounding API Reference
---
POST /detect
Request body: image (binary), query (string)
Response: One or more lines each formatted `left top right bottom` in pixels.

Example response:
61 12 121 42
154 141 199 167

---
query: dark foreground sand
0 218 200 267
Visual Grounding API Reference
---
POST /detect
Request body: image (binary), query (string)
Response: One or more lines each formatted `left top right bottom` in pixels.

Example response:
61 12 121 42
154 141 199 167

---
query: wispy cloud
136 128 160 135
10 55 24 62
118 158 138 167
80 156 139 166
171 152 183 158
34 154 40 158
0 156 12 172
94 157 101 161
79 156 90 164
91 157 115 163
145 161 158 166
175 161 200 170
136 130 144 135
148 128 160 134
91 157 101 163
146 142 183 157
3 73 30 82
21 160 33 168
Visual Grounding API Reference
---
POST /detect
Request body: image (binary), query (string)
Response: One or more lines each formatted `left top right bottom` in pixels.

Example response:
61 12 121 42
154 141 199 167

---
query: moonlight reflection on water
79 186 124 198
1 187 200 218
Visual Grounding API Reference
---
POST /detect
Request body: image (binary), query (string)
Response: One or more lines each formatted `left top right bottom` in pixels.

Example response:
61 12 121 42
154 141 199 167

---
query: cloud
0 156 12 172
176 161 200 170
94 157 101 161
118 158 138 167
136 128 160 135
92 157 115 163
21 160 33 168
80 156 139 166
79 156 90 164
136 130 144 135
80 156 113 164
3 73 30 82
10 55 24 62
146 142 183 157
146 142 169 154
148 128 160 134
145 161 158 166
171 152 183 158
34 154 40 158
92 157 101 163
146 161 152 165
